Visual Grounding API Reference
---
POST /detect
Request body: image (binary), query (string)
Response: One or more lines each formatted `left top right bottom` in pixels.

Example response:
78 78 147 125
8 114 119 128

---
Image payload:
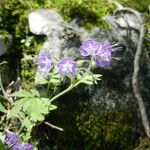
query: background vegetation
0 0 150 149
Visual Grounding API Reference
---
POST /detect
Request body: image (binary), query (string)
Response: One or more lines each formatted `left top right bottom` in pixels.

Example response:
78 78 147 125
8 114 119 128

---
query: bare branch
112 1 150 138
44 122 63 132
130 11 150 138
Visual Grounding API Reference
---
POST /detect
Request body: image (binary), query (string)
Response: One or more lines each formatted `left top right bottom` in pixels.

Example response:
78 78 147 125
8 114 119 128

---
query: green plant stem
49 83 74 102
49 57 93 102
0 73 13 105
0 94 9 101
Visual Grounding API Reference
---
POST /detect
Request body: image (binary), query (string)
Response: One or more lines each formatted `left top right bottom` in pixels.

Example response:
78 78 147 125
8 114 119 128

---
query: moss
76 104 138 150
45 0 116 30
135 137 150 150
21 55 36 89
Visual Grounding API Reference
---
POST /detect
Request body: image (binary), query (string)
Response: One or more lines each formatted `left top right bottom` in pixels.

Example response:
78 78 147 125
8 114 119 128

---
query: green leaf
92 74 102 84
22 117 34 130
49 104 57 111
49 71 61 86
30 89 40 97
0 102 7 113
22 98 49 122
30 113 44 122
9 89 57 124
12 90 35 98
80 74 102 85
76 74 82 80
0 139 5 150
81 75 94 85
36 77 48 85
49 78 60 84
8 98 26 117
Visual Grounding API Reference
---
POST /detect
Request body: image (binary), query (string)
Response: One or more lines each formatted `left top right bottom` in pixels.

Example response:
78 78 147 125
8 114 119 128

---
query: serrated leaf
36 77 48 84
22 98 49 122
30 89 40 97
9 99 26 117
80 73 102 85
41 98 50 105
49 78 60 84
0 102 7 113
30 113 44 122
93 74 102 78
22 117 33 129
49 104 57 111
80 75 94 85
9 89 57 124
81 80 94 85
92 74 102 84
12 90 34 98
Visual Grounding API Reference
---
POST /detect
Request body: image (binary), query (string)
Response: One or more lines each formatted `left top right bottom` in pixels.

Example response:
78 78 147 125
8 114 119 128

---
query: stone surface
28 8 150 117
29 9 64 36
27 7 150 148
104 8 141 45
29 9 89 59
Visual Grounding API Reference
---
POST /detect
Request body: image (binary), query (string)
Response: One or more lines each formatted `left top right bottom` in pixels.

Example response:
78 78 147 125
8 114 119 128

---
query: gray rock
29 9 89 59
28 8 150 121
29 9 66 36
104 8 141 45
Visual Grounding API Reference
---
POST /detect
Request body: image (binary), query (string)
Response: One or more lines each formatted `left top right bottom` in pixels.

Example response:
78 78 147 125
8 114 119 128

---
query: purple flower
4 130 20 148
13 143 33 150
37 52 52 74
57 58 77 76
80 38 102 56
95 41 112 67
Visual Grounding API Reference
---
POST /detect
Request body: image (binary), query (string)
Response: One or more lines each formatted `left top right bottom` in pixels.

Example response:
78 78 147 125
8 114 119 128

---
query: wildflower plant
2 38 114 149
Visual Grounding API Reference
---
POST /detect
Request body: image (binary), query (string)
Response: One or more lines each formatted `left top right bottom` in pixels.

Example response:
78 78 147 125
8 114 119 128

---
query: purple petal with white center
57 58 77 76
80 39 101 56
37 52 52 75
13 143 33 150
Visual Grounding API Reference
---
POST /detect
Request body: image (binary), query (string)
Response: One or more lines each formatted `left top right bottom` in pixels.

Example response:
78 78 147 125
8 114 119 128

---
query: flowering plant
1 38 113 149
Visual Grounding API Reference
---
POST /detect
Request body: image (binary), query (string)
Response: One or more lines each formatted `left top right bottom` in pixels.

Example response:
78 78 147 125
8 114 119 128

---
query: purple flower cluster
37 52 77 77
4 130 33 150
80 39 112 67
37 38 112 77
